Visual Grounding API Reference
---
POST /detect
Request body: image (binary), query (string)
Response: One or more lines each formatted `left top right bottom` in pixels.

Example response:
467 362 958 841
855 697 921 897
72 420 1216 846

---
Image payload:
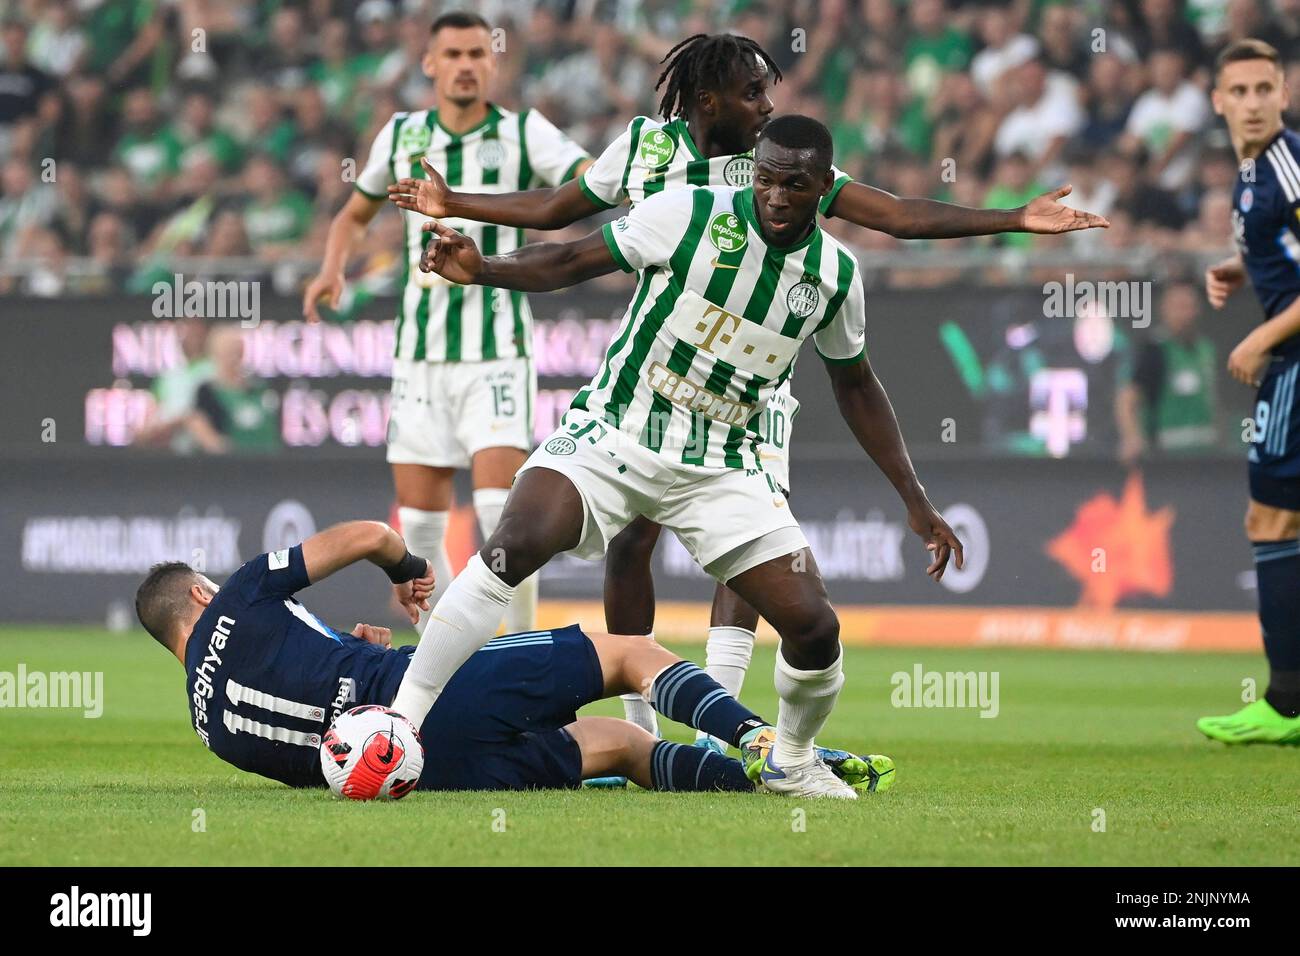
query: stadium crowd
1 0 1299 296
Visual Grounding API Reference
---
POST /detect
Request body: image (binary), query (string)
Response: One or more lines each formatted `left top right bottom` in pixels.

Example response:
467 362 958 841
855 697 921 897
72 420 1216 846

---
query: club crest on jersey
724 156 755 187
639 128 676 169
397 122 432 155
786 281 820 317
477 139 506 171
545 436 577 456
709 212 748 253
1240 187 1253 212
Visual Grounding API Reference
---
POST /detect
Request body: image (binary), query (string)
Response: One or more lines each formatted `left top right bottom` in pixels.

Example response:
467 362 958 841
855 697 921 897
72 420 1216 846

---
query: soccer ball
320 705 424 801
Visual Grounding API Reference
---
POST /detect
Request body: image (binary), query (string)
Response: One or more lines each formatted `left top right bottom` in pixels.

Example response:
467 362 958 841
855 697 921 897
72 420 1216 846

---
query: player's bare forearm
444 179 600 230
827 180 1107 238
827 357 964 578
826 357 927 508
829 182 1017 238
322 192 383 273
473 230 619 292
300 521 409 583
1250 295 1300 352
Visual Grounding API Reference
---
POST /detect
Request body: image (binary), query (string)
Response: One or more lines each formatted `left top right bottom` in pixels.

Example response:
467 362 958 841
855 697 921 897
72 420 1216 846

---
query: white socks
473 487 539 634
396 507 452 632
389 552 516 728
695 626 755 746
772 643 844 768
621 632 660 736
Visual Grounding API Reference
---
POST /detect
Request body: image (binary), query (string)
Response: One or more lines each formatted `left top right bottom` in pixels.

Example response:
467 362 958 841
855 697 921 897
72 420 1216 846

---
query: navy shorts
394 625 604 791
1248 354 1300 511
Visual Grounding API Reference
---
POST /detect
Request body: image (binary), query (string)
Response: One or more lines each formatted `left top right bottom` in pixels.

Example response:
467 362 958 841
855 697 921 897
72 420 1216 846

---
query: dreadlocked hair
654 33 782 120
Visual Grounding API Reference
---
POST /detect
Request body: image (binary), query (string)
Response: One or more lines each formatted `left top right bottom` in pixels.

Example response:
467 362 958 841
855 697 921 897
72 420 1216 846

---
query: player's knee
481 512 550 585
778 603 839 651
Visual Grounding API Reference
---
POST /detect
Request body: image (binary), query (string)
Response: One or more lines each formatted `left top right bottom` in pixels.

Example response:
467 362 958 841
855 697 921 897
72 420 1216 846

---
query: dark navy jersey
1233 127 1300 357
184 546 408 788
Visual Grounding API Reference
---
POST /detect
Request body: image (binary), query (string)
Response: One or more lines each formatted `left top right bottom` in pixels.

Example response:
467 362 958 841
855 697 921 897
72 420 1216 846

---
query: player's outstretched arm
419 219 619 292
827 180 1109 239
388 157 601 229
299 521 435 623
825 356 964 580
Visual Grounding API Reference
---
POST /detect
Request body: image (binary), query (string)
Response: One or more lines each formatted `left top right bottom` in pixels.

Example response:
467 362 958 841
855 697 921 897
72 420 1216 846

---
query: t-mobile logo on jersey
49 886 151 936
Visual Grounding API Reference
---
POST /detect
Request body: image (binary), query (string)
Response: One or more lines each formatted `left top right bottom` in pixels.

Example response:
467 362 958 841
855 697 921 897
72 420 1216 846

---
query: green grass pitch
1 626 1296 866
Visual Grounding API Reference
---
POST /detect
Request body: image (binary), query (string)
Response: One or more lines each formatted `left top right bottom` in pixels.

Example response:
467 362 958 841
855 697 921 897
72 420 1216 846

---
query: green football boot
1197 699 1300 745
738 726 897 792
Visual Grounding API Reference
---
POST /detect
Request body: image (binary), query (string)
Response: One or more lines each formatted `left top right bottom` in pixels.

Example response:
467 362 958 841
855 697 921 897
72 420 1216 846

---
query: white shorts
386 356 534 469
755 381 800 494
520 412 806 581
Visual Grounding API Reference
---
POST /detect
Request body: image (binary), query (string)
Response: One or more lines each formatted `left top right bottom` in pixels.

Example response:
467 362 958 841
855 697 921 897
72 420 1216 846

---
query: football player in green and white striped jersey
389 33 1104 747
303 12 590 638
390 116 965 799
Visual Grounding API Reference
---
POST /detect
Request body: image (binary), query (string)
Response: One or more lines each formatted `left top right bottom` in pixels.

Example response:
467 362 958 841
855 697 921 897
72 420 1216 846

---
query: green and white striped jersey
578 115 852 214
356 104 588 363
574 185 866 471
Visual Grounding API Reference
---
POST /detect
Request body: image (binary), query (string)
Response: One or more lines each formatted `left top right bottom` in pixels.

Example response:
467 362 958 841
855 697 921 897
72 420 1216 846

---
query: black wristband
383 551 427 584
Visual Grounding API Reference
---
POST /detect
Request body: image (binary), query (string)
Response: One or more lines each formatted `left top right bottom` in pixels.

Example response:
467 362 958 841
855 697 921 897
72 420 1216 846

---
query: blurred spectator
1118 280 1220 464
27 1 87 79
1215 0 1281 58
970 4 1038 95
1181 187 1235 251
0 18 57 156
173 89 243 175
1080 52 1137 149
133 316 214 454
0 156 58 258
257 6 314 93
531 21 647 146
1120 47 1210 192
240 154 311 256
902 0 973 103
54 72 114 169
1036 4 1090 79
82 0 165 89
1136 0 1208 65
112 88 181 192
192 325 281 454
1101 147 1189 233
993 58 1085 184
283 86 351 192
237 86 297 166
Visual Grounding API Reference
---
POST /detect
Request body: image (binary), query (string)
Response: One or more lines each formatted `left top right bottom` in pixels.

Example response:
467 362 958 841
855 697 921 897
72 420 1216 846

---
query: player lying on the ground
389 115 963 799
1198 38 1300 745
133 520 893 793
389 32 1106 747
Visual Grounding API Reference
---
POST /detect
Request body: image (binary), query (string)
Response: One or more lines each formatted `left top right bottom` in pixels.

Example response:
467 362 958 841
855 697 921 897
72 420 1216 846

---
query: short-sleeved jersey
572 185 865 471
356 104 588 363
578 115 852 216
185 546 407 788
1233 128 1300 357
